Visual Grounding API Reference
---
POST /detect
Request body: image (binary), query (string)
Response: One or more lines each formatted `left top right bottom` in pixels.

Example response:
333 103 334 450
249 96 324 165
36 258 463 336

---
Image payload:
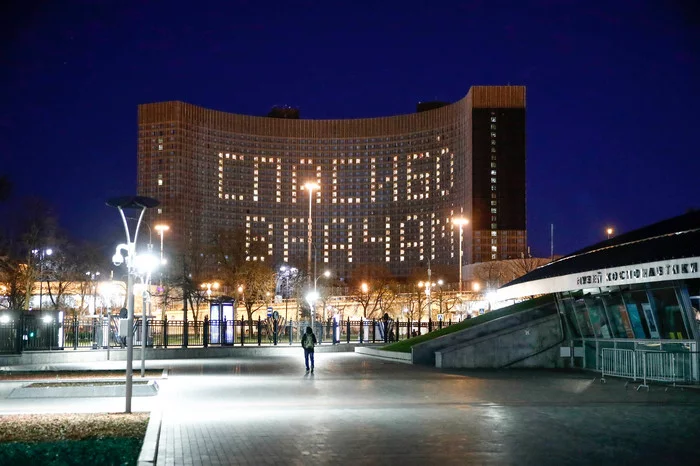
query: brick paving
155 353 700 465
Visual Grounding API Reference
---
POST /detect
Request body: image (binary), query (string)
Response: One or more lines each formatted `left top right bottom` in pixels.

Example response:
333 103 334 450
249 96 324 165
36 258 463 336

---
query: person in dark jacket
301 326 318 372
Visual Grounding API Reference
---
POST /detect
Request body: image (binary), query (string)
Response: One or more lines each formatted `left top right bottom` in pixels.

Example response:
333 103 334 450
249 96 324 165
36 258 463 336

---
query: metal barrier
600 348 638 384
600 348 699 390
1 315 458 353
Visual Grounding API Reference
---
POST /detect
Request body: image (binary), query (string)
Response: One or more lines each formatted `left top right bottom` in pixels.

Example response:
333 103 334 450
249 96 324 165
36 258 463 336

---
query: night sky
2 0 699 258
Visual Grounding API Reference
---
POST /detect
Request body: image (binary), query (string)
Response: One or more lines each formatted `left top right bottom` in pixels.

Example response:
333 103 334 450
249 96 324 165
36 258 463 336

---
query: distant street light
606 227 614 239
32 248 53 311
201 282 220 300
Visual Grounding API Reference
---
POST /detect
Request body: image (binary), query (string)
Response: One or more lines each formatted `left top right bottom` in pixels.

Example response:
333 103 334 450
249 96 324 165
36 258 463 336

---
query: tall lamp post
452 217 469 293
107 195 159 414
304 181 319 288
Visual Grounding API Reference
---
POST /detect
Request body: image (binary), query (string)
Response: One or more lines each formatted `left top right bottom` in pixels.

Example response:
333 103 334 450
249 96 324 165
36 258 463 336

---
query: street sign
267 306 273 318
272 310 279 321
437 314 444 321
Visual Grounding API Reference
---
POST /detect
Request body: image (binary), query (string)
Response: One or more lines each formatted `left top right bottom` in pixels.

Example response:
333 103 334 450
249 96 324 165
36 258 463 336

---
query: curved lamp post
107 195 159 414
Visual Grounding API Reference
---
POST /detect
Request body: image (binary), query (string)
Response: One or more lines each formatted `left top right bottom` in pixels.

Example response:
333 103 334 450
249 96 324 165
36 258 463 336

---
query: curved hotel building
137 85 526 281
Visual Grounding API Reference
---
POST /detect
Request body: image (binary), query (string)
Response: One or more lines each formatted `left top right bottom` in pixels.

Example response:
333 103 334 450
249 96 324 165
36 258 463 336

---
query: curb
137 408 162 466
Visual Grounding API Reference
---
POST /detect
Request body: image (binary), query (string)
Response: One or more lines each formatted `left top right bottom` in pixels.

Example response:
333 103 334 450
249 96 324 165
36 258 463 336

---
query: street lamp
107 195 159 414
85 271 101 315
134 252 158 378
32 248 53 311
606 227 614 239
311 270 331 331
452 217 469 293
306 290 319 332
279 266 297 322
154 224 170 264
304 181 319 288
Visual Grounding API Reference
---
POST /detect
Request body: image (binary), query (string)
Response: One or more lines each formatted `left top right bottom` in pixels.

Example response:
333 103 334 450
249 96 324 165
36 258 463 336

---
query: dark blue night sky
2 0 699 257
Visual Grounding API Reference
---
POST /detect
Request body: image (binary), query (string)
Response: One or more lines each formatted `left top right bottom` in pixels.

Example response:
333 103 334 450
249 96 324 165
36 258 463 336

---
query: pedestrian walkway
153 353 700 465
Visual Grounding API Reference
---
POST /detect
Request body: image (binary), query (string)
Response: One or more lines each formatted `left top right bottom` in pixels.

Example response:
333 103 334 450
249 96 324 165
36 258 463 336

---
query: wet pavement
153 353 700 465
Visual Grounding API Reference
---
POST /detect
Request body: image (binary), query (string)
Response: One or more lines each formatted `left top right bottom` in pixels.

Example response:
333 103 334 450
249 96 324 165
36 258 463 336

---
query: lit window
491 116 496 123
491 208 497 214
158 179 163 186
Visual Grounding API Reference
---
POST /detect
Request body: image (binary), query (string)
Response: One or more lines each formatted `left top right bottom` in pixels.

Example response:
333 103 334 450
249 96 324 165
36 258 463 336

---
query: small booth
210 296 235 345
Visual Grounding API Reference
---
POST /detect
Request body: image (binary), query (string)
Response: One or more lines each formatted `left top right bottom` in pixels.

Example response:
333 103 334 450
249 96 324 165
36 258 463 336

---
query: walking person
301 326 317 373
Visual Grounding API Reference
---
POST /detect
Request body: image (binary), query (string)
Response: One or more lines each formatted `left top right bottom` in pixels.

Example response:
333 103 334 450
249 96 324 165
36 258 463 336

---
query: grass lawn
0 413 149 466
381 294 555 353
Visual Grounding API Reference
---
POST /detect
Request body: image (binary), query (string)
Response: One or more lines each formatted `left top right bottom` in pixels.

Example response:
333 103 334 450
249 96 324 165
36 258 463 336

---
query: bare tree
508 256 551 280
0 257 28 310
235 261 277 327
473 261 509 290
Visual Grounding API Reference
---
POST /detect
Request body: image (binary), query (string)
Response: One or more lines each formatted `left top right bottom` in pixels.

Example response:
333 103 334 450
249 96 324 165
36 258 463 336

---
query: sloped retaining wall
412 305 558 366
435 313 564 369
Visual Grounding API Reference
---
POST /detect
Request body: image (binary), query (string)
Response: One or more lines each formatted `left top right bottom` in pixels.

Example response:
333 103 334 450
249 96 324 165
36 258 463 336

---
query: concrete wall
435 314 564 369
0 343 360 367
411 305 558 366
355 347 412 364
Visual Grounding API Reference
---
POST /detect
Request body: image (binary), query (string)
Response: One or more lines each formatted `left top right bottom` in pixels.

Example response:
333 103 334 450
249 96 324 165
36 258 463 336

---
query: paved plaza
2 351 700 465
154 353 700 465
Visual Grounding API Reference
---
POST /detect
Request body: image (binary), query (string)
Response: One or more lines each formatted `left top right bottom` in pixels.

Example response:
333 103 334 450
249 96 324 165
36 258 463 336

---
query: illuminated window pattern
137 87 526 279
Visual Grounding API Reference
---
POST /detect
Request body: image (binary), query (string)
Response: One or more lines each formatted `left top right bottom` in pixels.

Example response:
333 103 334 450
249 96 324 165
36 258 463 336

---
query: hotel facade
137 85 526 281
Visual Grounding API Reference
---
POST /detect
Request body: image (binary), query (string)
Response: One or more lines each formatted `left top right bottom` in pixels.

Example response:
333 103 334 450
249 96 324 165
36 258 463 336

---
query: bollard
346 318 350 344
257 317 262 346
203 316 209 348
372 319 376 343
289 319 293 345
73 318 79 350
429 318 433 333
222 317 228 346
240 319 245 347
359 317 364 344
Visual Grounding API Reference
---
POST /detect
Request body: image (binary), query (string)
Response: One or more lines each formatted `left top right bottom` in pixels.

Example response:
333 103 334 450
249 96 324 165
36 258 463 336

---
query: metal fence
1 315 458 353
600 347 700 389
